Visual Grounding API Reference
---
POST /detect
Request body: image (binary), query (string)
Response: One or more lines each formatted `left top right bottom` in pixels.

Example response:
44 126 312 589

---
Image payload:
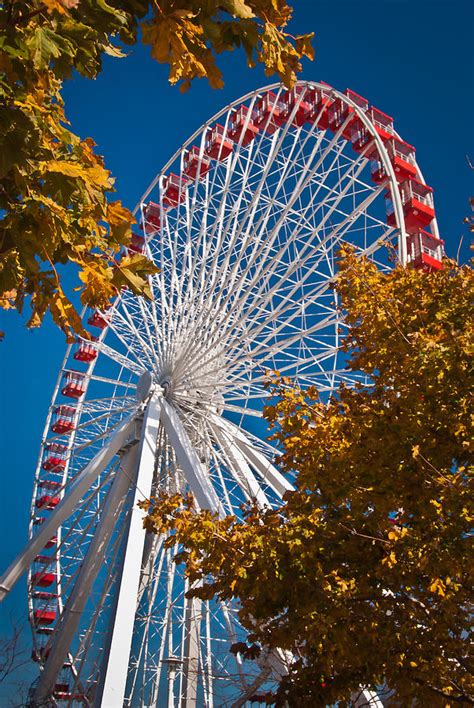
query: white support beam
160 400 224 516
0 413 139 602
181 595 201 708
212 417 293 498
33 443 141 703
98 390 163 708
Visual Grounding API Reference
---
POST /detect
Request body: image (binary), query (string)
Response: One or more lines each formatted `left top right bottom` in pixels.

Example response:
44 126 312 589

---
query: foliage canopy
142 250 474 706
0 0 312 337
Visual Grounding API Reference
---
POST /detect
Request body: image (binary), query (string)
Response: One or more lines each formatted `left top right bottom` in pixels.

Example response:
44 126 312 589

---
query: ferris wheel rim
133 79 439 263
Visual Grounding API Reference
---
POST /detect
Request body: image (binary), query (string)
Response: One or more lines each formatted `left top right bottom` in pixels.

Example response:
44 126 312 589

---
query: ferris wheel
0 81 443 707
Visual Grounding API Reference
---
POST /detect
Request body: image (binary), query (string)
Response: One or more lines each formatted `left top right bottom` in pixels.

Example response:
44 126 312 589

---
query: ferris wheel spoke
177 130 333 356
206 118 352 312
210 421 270 507
146 270 169 368
178 307 338 393
231 143 373 308
223 223 392 373
66 411 141 461
187 118 239 313
192 334 339 396
220 402 264 418
175 114 326 355
209 155 378 351
171 158 373 379
125 295 161 370
198 106 322 313
92 338 144 376
225 347 341 391
212 416 292 498
109 305 159 373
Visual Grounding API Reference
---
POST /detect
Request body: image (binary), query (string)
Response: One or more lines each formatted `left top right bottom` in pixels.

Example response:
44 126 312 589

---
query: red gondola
254 92 286 134
128 233 146 254
144 201 162 235
372 138 417 183
183 146 211 180
205 125 233 160
163 173 188 207
87 310 109 329
42 443 67 471
327 89 368 140
229 105 259 146
310 85 334 130
51 405 76 434
31 571 56 588
34 609 56 626
61 370 86 399
279 86 316 127
36 495 60 510
386 179 435 232
73 341 98 363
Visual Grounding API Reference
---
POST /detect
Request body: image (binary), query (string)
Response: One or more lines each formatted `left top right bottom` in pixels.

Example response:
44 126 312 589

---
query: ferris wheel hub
160 378 172 396
136 370 154 402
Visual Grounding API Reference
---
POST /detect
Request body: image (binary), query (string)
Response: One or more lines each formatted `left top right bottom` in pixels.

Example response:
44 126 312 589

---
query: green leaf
29 27 62 69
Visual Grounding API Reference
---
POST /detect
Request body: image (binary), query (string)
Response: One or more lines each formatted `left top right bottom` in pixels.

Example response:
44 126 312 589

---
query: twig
456 235 464 265
339 523 390 545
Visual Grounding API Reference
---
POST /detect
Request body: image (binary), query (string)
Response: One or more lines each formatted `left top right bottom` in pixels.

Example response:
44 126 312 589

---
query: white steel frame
0 81 438 707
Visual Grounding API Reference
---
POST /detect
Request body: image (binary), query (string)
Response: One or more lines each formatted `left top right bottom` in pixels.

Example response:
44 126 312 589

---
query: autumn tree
0 0 313 337
142 249 473 706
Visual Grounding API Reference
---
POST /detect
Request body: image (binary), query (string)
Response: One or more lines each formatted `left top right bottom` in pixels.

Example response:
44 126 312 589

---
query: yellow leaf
86 165 114 189
44 161 113 189
295 33 315 61
104 43 126 58
429 578 446 597
42 0 69 14
107 201 134 228
49 288 87 340
222 0 255 20
382 551 397 567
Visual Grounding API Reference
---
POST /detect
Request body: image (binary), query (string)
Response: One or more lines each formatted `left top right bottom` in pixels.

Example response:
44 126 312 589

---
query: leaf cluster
0 0 312 337
142 0 314 91
0 0 160 337
143 252 474 705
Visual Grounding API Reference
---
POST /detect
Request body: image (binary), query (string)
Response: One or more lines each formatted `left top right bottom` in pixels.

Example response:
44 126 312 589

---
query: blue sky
0 0 473 700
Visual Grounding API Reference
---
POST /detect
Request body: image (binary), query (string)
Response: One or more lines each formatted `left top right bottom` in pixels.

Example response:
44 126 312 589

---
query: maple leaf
295 32 315 61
